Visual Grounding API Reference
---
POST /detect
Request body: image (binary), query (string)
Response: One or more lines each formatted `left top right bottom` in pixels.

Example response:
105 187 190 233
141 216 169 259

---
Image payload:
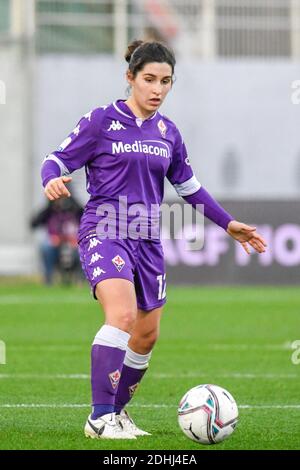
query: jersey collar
113 100 158 122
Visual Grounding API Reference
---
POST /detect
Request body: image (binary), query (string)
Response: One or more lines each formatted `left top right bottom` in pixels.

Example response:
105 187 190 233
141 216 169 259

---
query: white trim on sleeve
43 154 70 176
173 175 201 197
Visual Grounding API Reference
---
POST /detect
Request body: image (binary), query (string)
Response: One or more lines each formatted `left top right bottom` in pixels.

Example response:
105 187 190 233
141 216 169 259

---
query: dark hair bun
124 39 144 63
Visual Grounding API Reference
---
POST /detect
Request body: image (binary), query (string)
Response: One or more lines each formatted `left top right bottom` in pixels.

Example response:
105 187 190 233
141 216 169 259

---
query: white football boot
84 412 136 439
116 409 151 436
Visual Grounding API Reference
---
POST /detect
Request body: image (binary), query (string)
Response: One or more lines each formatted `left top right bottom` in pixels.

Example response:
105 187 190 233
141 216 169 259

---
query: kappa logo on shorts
91 267 106 280
89 252 104 265
129 383 139 398
109 369 121 389
88 237 102 251
112 255 125 272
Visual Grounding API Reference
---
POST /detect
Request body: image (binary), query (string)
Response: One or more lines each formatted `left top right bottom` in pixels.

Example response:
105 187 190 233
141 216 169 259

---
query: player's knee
118 310 137 333
142 329 159 351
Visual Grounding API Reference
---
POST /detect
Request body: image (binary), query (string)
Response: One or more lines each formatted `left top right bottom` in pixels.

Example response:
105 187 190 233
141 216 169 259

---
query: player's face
127 62 173 118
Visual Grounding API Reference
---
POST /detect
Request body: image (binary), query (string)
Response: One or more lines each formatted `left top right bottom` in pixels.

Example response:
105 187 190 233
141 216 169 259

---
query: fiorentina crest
157 119 167 138
109 369 121 389
112 254 125 272
129 382 139 398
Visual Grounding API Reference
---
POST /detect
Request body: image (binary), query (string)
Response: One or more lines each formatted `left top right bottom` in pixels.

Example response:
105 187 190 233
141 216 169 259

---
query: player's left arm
166 129 267 255
182 188 266 254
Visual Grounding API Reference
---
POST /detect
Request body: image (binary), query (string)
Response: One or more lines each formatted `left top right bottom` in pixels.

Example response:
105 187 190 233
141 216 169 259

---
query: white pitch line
0 372 299 380
0 373 89 379
208 343 293 351
0 404 90 408
238 405 300 409
6 343 295 352
0 403 300 410
152 372 300 379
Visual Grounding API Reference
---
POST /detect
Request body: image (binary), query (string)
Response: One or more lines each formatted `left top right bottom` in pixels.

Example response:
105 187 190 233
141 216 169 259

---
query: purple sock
91 344 126 419
114 364 147 414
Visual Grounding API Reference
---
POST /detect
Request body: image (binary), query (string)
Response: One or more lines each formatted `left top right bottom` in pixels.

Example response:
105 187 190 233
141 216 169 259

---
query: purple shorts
78 232 167 312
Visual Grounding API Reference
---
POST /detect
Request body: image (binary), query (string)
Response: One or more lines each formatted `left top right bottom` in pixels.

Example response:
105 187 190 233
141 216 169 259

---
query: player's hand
44 176 72 201
227 220 267 255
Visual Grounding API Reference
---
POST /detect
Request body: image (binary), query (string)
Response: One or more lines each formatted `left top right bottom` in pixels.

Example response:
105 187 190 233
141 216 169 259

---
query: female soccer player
41 40 266 439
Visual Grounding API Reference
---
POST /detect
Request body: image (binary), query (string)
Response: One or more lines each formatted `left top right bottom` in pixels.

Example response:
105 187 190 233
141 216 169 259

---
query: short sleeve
43 108 104 174
166 128 201 197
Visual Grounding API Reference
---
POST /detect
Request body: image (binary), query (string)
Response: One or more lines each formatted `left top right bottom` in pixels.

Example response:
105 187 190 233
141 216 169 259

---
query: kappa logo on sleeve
84 111 92 121
73 125 80 136
107 120 126 131
112 255 125 272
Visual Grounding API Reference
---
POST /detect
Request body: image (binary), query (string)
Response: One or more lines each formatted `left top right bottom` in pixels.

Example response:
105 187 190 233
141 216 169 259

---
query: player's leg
85 278 138 439
128 306 163 354
91 278 137 418
79 234 138 439
114 306 163 435
115 305 163 413
114 240 166 435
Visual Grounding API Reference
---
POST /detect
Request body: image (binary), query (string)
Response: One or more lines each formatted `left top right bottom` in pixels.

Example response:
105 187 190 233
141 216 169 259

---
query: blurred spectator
31 196 83 284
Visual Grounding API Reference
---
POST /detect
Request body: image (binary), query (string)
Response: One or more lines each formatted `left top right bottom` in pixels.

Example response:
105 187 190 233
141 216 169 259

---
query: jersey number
157 274 166 300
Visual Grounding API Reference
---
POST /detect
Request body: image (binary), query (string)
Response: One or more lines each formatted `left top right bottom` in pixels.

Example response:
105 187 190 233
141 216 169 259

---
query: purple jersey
43 100 201 240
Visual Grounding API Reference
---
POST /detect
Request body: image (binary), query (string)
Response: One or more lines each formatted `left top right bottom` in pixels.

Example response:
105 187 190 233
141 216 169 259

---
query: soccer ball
178 384 238 444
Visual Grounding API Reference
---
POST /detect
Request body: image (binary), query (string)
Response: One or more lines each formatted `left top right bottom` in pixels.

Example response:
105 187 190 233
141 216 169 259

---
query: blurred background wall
0 0 300 282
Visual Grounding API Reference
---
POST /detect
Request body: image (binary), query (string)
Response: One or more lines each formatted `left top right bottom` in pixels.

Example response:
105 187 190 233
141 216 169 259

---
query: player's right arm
41 108 103 201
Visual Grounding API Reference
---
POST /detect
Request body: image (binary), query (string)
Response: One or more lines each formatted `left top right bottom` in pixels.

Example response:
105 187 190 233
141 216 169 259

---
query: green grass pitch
0 282 300 450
